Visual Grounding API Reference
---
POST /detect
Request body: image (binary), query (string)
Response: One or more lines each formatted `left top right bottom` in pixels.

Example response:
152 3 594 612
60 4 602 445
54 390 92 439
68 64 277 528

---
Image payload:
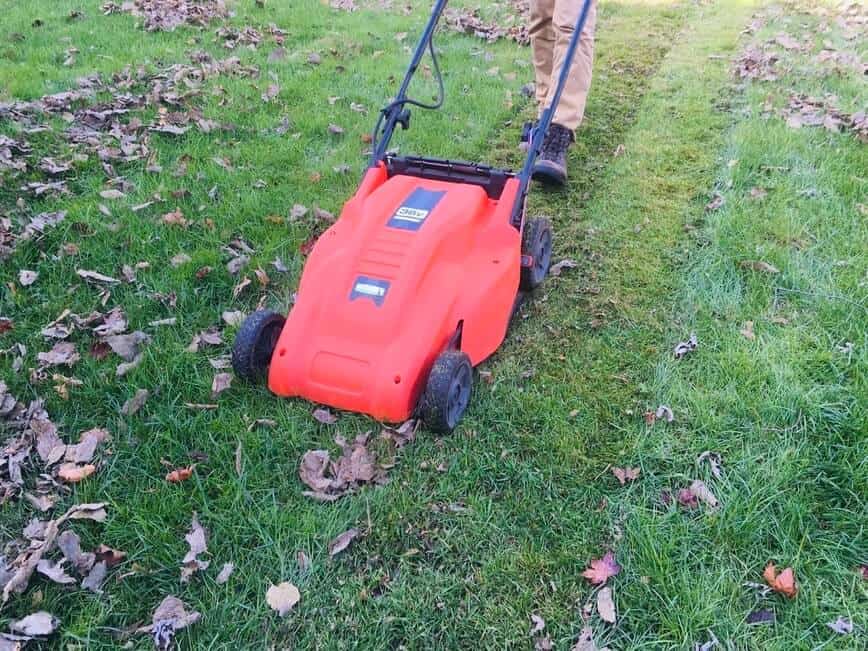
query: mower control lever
396 108 411 130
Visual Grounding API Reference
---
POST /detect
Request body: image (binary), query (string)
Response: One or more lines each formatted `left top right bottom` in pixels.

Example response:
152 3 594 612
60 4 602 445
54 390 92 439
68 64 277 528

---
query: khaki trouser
529 0 597 134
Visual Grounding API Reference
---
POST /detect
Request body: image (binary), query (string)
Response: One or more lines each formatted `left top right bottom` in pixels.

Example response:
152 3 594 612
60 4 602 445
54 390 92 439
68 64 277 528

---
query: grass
1 0 866 649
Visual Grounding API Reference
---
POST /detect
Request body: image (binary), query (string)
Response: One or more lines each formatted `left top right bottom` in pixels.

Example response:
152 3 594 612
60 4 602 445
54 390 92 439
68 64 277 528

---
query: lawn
1 0 865 649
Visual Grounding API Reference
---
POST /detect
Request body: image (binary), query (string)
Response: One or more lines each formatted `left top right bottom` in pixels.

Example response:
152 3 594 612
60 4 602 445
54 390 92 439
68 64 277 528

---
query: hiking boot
532 123 574 186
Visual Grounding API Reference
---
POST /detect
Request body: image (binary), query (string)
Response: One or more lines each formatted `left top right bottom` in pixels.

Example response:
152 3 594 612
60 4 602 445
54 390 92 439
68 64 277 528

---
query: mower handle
368 0 594 229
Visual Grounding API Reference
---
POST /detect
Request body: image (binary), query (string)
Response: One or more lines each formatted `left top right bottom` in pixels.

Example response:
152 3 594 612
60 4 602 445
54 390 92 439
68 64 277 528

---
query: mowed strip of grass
1 0 692 648
612 4 867 649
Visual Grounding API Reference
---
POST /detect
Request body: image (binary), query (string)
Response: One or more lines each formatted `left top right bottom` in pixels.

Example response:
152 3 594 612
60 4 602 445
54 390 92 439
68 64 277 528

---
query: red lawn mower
232 0 593 432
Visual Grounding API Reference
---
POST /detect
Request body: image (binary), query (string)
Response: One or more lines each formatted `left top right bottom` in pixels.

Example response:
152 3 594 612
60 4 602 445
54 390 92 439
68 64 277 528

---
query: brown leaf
162 208 188 227
181 515 209 582
141 595 201 649
105 331 150 361
94 544 126 568
121 388 149 416
740 321 756 340
549 259 578 276
211 372 233 398
37 342 80 367
10 611 59 636
582 552 620 585
596 586 616 623
57 463 96 483
99 189 125 200
36 558 77 585
64 427 109 464
611 467 640 485
82 560 107 593
266 581 300 616
689 479 719 509
76 268 120 284
221 310 245 326
328 527 359 557
216 562 234 585
312 407 338 424
166 466 194 483
328 123 344 135
740 260 780 274
763 563 798 598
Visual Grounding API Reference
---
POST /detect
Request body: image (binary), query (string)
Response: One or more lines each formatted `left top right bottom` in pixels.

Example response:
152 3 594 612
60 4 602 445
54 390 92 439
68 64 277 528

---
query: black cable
371 36 445 153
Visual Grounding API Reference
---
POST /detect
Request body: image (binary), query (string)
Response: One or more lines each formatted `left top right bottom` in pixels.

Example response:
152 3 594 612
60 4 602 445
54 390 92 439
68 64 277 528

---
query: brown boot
532 123 573 186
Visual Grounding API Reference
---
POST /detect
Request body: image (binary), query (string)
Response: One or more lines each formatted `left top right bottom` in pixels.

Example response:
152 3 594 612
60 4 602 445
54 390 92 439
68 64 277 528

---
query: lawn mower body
268 163 521 422
235 0 594 430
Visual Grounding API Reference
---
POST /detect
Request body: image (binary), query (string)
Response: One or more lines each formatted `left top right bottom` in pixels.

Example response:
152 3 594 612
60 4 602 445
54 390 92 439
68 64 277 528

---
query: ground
0 0 866 649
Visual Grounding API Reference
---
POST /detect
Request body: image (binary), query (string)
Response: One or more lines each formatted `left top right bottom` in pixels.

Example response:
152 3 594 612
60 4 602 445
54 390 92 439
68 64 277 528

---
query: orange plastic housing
268 163 522 422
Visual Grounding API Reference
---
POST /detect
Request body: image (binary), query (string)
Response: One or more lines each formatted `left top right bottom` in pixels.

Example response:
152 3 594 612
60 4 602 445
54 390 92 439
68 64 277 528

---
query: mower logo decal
387 188 446 231
349 276 390 306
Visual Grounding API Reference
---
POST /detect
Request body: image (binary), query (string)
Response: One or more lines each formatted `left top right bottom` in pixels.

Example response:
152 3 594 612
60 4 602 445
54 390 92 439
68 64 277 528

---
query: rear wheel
419 350 473 434
231 310 286 382
519 217 553 291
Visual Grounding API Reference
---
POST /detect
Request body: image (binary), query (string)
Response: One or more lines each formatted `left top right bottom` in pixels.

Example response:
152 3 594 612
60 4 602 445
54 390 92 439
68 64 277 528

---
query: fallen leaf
57 530 95 574
216 562 234 585
211 372 233 398
99 189 125 200
266 581 300 616
328 527 360 557
689 479 719 509
10 611 59 636
530 614 545 634
144 595 201 651
94 544 126 567
597 586 616 624
297 550 311 572
222 310 245 326
181 515 209 582
313 407 338 424
611 467 640 485
674 333 698 359
36 559 76 585
740 260 780 274
82 560 107 593
740 321 755 340
746 608 775 625
166 466 194 483
549 259 578 276
76 269 120 284
582 552 620 585
571 626 606 651
763 563 798 598
121 389 149 415
105 331 150 361
328 123 344 135
19 270 38 286
697 451 723 478
37 342 80 367
705 193 725 211
57 463 96 482
826 617 853 635
655 404 674 422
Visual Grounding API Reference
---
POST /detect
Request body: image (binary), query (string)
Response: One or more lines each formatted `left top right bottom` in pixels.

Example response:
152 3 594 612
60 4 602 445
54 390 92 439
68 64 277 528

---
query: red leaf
581 551 620 585
763 563 798 598
166 466 194 483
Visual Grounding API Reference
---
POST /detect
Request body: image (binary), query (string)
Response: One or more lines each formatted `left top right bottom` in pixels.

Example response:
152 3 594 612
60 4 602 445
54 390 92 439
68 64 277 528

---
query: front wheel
519 217 553 291
419 350 473 434
231 310 286 382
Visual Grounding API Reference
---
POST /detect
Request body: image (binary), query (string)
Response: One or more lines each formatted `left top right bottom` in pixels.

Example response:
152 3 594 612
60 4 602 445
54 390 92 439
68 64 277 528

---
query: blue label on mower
349 276 390 307
386 188 446 231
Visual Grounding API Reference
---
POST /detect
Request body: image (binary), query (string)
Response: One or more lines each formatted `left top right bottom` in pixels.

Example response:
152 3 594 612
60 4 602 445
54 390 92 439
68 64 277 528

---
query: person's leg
533 0 597 186
529 0 556 116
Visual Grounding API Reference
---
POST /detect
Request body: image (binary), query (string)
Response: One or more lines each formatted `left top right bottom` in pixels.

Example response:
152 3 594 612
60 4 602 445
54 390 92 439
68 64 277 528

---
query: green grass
1 0 866 648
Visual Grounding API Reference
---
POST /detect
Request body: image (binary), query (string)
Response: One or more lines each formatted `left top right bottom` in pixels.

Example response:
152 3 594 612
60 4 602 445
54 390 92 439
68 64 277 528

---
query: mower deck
267 164 521 423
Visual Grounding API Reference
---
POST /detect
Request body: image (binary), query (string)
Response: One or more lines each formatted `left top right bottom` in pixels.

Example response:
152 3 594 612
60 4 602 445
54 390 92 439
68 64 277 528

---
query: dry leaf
211 372 233 398
312 407 338 424
82 560 107 593
530 614 545 634
216 562 234 585
328 527 359 557
181 515 209 582
166 466 194 483
266 581 300 616
826 617 853 635
99 189 125 200
76 269 120 284
689 479 719 509
57 463 96 483
36 559 76 585
549 259 578 276
94 544 126 568
655 405 674 422
222 310 245 326
674 333 698 359
10 611 59 636
144 595 201 651
740 321 755 340
740 260 780 274
611 467 640 485
121 389 149 415
19 270 38 286
582 552 620 585
763 563 798 598
37 342 80 367
596 587 616 623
